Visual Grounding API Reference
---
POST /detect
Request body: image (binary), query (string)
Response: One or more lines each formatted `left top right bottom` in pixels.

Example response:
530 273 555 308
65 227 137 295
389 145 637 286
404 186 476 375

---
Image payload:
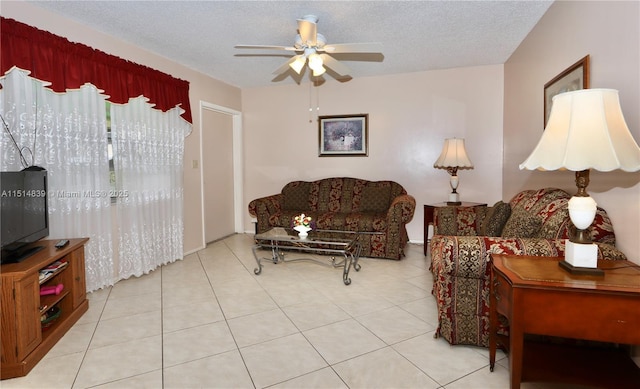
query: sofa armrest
248 193 284 233
387 194 416 224
433 205 488 236
430 236 564 280
430 235 627 279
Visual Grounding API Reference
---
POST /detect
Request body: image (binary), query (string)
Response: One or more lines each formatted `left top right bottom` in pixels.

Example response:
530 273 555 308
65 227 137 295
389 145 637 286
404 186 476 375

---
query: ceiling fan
235 15 383 79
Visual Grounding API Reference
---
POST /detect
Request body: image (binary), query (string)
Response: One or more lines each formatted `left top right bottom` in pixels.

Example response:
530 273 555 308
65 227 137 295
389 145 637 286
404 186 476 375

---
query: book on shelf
38 259 68 281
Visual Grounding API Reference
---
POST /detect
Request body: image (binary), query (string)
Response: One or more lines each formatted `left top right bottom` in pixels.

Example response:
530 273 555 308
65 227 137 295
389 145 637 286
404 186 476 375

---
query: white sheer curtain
110 96 190 279
1 68 115 291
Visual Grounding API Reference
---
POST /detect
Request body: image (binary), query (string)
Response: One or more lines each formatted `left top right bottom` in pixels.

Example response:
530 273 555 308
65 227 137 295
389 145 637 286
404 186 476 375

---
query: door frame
199 101 243 248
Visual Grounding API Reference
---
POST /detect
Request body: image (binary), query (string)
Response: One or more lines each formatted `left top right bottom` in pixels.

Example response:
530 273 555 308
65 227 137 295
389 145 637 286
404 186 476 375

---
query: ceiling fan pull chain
308 80 320 123
316 83 320 117
309 81 313 123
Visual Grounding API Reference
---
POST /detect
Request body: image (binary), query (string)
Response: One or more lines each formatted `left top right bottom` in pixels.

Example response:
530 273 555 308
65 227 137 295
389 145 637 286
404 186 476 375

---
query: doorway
200 102 243 245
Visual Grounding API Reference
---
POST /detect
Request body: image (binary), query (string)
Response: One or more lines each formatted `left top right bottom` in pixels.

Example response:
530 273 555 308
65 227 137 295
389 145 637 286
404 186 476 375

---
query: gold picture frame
544 55 590 127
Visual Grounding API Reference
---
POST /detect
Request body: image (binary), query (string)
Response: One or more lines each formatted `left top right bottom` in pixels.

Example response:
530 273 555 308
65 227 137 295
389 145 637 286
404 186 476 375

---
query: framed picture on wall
544 55 590 127
318 114 368 156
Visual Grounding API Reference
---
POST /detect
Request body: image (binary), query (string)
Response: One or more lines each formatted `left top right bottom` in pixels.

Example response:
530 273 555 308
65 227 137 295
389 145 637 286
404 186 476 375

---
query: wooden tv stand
1 238 89 379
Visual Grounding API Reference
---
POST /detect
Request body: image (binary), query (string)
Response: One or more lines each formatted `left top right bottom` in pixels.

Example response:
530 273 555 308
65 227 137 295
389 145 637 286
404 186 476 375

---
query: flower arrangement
292 213 313 228
292 213 314 238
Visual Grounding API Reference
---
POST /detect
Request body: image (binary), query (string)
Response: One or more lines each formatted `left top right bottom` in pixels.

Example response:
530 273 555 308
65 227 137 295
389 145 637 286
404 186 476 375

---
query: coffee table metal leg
252 244 262 275
342 241 362 285
270 241 281 263
342 252 353 285
353 242 362 272
253 240 283 275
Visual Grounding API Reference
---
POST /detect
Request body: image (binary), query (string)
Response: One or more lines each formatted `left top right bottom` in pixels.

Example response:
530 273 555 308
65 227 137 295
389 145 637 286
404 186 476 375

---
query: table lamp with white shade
520 88 640 275
434 138 474 205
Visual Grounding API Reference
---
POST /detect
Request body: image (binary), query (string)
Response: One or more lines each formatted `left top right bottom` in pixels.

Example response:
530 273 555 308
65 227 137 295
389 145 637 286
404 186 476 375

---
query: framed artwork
318 114 368 156
544 55 590 126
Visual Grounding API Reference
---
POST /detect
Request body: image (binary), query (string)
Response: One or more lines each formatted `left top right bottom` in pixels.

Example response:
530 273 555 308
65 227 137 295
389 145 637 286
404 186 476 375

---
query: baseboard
184 245 206 256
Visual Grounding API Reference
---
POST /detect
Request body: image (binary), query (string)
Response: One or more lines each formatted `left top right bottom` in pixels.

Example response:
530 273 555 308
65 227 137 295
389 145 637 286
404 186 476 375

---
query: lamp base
448 192 460 205
560 240 602 276
565 240 598 268
558 260 604 277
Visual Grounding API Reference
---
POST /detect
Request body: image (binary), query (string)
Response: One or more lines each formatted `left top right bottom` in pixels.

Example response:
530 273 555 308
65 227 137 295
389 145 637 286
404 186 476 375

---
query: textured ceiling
27 1 553 89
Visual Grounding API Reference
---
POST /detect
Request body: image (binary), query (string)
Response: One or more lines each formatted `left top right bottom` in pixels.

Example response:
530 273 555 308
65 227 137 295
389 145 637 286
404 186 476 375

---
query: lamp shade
520 89 640 172
434 138 473 169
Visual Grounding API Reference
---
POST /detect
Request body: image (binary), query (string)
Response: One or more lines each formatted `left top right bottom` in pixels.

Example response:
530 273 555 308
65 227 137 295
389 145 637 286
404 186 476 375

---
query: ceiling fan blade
272 56 299 75
235 44 297 51
323 42 383 54
297 18 317 47
319 54 351 76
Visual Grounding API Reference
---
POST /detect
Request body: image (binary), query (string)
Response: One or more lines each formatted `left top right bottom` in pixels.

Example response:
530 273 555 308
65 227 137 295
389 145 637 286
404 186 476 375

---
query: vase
293 225 311 238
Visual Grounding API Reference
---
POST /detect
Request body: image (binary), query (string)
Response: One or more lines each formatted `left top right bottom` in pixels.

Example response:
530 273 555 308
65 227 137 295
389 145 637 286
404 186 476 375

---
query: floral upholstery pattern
248 177 416 260
479 201 511 236
429 188 626 347
433 206 486 236
508 188 616 244
500 208 542 238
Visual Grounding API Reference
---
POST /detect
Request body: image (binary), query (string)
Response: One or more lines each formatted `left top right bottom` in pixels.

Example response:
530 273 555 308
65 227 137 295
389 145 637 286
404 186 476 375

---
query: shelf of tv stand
39 261 69 284
39 290 69 315
1 238 89 380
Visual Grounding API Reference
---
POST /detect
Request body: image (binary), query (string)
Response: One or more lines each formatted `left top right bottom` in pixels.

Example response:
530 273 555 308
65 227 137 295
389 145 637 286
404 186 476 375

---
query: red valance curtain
1 17 192 123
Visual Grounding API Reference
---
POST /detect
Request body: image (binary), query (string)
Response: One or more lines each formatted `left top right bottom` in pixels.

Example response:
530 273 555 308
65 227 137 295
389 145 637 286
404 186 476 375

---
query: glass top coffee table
252 227 362 285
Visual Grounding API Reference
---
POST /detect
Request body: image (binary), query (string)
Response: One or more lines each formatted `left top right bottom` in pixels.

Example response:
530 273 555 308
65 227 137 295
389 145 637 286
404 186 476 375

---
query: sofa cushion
317 212 388 232
480 201 511 236
501 209 542 238
360 185 392 212
282 182 310 210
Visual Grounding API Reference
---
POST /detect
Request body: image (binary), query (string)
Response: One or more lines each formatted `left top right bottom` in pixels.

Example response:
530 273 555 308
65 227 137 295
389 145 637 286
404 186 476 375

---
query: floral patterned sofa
248 177 416 260
430 188 627 347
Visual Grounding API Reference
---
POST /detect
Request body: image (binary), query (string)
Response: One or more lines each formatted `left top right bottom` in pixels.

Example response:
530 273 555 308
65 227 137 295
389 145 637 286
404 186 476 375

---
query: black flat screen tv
1 167 49 263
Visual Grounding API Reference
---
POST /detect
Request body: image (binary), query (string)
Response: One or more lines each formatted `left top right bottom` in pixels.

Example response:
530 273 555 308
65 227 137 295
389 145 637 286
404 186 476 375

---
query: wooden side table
423 202 486 255
489 254 640 389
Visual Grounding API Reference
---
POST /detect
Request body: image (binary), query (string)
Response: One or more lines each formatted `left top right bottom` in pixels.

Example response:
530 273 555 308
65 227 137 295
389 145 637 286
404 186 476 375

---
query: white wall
504 0 640 263
242 65 505 242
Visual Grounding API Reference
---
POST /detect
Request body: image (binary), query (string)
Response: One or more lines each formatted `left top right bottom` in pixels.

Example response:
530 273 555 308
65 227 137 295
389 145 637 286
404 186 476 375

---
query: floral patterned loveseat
430 188 627 347
248 177 416 260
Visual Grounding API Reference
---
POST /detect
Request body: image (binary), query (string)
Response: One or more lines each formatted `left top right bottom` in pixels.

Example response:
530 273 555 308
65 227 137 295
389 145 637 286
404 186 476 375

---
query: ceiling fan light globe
312 66 326 77
289 56 306 74
308 53 323 71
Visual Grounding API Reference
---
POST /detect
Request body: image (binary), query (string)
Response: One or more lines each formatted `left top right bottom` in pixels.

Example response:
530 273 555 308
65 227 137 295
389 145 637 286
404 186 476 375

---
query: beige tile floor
3 234 590 388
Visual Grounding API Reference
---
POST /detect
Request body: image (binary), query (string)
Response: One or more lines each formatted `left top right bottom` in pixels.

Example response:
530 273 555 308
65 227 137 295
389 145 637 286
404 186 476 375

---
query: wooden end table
489 254 640 389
